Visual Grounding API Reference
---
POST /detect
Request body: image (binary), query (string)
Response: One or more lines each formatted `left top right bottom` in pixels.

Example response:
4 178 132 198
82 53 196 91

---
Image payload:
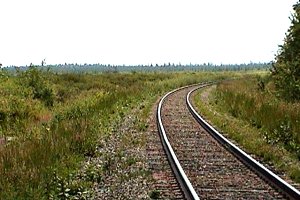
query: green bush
20 65 55 107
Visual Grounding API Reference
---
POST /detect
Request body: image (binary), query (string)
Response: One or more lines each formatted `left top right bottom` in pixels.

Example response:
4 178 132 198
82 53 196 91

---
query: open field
0 68 250 199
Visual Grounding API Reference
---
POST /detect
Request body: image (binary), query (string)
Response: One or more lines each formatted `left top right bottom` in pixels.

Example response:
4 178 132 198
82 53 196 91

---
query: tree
272 1 300 101
41 59 46 67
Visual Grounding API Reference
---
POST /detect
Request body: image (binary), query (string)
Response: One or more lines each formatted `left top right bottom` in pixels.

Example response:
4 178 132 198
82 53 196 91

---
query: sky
0 0 297 66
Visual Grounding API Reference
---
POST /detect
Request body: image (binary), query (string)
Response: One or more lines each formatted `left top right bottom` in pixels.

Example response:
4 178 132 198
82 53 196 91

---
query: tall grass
215 78 300 158
0 69 237 199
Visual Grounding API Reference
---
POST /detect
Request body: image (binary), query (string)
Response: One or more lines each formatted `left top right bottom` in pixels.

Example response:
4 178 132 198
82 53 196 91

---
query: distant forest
2 62 270 73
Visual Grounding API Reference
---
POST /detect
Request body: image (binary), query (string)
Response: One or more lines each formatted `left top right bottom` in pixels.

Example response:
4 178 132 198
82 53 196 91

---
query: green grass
0 68 247 199
193 76 300 183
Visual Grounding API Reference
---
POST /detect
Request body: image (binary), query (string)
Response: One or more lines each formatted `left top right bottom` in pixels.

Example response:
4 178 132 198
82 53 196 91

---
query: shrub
20 65 55 107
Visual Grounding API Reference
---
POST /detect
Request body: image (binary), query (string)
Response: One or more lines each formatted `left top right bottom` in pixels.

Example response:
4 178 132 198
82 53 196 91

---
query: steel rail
157 84 203 200
186 85 300 200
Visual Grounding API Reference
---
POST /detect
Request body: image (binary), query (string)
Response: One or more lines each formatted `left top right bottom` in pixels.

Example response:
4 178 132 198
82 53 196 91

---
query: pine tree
272 1 300 101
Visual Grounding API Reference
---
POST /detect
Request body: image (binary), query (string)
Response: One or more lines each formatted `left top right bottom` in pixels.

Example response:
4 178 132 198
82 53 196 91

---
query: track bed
160 86 286 199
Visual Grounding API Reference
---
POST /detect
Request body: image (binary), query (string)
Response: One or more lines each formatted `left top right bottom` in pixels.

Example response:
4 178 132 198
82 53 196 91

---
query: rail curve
156 83 300 200
186 85 300 200
157 84 203 200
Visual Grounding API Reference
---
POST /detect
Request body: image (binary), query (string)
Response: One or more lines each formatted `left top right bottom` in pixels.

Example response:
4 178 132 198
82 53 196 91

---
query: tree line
2 62 270 73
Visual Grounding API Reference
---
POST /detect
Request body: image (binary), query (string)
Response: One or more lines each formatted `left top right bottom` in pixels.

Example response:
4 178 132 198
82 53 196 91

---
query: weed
48 171 90 199
138 121 149 132
149 189 160 199
126 156 137 166
84 165 102 183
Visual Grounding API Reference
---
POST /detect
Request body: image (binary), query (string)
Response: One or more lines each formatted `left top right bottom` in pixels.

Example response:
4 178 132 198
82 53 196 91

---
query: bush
20 65 55 107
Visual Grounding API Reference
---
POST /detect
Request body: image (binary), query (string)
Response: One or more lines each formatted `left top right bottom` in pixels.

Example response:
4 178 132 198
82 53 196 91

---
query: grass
0 67 247 199
193 76 300 183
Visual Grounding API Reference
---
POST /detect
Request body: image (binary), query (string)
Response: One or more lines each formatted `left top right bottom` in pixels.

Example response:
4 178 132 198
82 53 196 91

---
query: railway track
154 83 300 199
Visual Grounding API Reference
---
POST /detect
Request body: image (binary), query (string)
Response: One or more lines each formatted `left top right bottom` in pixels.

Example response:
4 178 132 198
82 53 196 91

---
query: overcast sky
0 0 297 66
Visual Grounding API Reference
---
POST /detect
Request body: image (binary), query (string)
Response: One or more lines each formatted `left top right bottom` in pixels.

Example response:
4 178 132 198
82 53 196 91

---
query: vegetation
149 190 160 199
0 66 239 199
193 77 300 183
272 1 300 101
